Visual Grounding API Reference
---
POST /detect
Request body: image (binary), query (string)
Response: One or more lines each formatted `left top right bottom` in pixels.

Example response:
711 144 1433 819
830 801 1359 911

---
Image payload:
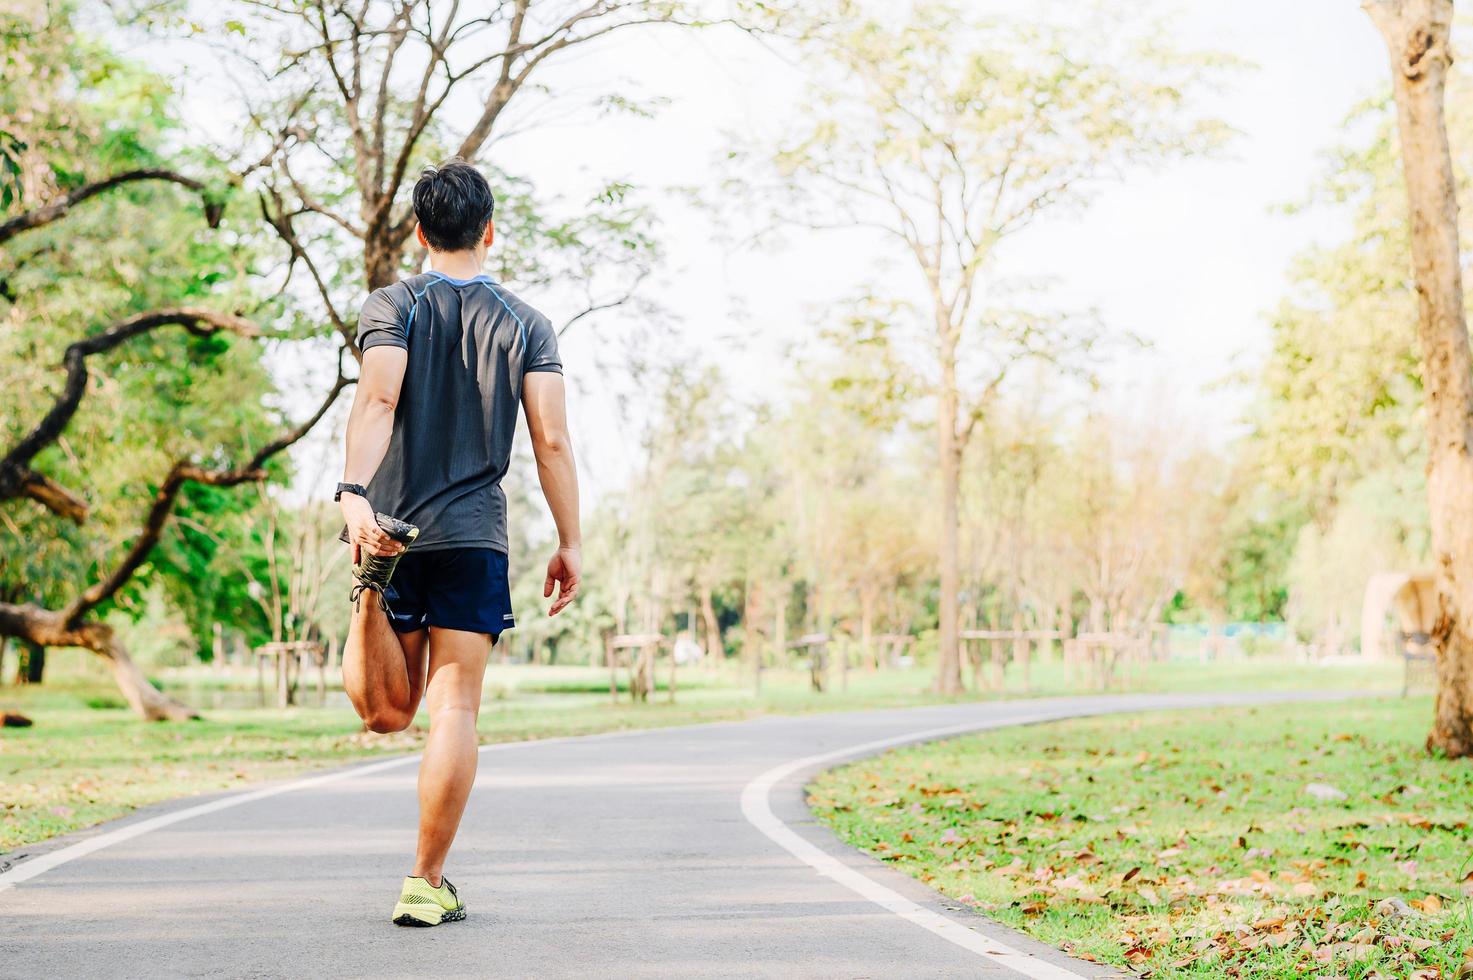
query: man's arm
523 371 581 616
341 346 408 558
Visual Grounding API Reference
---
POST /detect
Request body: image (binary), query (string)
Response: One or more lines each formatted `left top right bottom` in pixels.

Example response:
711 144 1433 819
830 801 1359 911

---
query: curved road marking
0 724 700 894
740 713 1093 980
0 752 419 893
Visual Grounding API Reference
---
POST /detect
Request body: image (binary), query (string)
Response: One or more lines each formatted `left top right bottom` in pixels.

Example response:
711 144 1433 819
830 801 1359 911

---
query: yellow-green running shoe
392 875 465 927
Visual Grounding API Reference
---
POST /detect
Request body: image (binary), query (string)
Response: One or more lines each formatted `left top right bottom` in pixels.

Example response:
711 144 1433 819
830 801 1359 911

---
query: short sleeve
524 312 562 374
356 286 408 352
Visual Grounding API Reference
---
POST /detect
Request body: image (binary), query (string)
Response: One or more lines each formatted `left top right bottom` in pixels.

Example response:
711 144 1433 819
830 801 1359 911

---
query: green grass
0 653 1404 859
809 698 1473 979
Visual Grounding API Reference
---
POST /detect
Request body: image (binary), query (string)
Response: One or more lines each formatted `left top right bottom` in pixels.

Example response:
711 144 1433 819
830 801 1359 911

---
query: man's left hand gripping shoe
350 513 419 612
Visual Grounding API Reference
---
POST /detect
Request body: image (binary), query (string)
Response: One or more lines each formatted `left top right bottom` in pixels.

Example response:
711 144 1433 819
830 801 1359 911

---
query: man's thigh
398 627 430 689
424 627 492 713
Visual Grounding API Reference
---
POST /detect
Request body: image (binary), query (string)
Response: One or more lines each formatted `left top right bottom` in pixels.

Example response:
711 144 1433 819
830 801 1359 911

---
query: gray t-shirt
351 271 561 553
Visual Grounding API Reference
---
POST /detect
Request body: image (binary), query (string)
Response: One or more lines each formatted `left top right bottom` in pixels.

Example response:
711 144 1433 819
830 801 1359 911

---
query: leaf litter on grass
809 699 1473 978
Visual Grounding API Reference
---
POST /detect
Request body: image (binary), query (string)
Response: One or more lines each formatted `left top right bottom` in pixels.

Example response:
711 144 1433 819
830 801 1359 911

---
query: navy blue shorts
383 548 515 638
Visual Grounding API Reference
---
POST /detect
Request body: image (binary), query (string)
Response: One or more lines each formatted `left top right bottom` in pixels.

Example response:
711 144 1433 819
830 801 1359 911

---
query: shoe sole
392 905 466 927
376 514 420 545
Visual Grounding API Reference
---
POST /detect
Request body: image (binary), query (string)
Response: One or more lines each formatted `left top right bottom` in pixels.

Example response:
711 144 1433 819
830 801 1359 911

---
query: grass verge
809 698 1473 979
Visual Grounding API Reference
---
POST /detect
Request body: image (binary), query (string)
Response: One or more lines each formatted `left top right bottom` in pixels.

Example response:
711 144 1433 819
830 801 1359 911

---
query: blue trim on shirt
478 280 529 353
426 270 493 287
404 281 437 340
398 274 532 355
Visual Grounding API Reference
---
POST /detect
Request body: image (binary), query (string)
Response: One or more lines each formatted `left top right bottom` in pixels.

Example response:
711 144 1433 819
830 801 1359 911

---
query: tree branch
0 308 261 522
259 189 354 348
0 169 220 246
60 356 353 626
558 268 650 337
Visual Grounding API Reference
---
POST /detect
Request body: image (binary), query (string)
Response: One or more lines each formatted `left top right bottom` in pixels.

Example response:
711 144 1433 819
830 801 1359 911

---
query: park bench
787 633 832 692
254 640 328 708
604 633 673 703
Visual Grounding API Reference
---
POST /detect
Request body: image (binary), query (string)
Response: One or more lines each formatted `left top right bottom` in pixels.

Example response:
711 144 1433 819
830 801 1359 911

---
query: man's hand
544 546 582 617
341 493 404 563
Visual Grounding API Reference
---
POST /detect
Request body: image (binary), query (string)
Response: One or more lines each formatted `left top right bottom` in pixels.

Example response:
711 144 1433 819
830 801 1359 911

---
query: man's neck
427 250 484 281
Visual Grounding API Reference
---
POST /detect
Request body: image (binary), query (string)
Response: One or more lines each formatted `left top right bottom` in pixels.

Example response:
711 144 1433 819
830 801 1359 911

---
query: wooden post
316 644 327 705
606 634 618 703
1012 612 1029 692
774 595 788 670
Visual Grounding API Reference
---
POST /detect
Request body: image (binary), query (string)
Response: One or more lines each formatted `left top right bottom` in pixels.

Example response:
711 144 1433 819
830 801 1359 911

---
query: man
335 159 581 927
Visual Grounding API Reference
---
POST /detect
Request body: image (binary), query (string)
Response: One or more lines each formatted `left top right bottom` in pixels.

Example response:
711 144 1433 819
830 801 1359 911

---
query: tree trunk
699 584 723 662
16 638 45 684
859 587 876 670
614 581 629 636
934 334 964 694
1368 0 1473 757
91 625 200 720
0 604 197 720
742 577 762 674
363 237 405 293
1013 609 1031 692
774 583 788 669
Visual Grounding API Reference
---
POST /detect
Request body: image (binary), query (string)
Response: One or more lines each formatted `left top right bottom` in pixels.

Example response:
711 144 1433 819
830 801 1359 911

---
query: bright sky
129 0 1396 497
488 0 1393 485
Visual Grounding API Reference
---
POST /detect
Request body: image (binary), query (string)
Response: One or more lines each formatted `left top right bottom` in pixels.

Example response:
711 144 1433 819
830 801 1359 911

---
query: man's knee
427 703 479 728
363 707 414 734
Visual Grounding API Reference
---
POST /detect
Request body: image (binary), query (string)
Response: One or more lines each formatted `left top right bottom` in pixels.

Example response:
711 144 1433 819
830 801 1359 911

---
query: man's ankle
413 870 442 887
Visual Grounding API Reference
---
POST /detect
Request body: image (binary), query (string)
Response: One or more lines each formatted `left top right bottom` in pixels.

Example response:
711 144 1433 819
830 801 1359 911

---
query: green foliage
1215 491 1300 623
0 6 291 647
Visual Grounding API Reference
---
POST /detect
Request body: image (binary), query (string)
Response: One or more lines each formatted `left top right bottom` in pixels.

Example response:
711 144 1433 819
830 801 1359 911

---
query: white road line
0 752 419 893
739 714 1096 980
0 722 713 894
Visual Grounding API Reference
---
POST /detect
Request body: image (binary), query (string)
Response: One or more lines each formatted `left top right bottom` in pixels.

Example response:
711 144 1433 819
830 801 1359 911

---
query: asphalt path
0 691 1348 979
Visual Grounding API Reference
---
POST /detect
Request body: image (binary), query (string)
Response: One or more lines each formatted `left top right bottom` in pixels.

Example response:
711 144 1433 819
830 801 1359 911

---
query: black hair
412 159 495 252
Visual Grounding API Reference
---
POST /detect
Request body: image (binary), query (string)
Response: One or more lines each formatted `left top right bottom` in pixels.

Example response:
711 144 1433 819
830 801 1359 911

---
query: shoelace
349 581 391 613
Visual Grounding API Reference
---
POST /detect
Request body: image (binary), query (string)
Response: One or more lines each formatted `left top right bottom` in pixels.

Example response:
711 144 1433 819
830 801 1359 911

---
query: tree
0 5 340 718
1365 0 1473 756
1 0 688 717
747 1 1225 692
199 0 687 341
1055 409 1219 640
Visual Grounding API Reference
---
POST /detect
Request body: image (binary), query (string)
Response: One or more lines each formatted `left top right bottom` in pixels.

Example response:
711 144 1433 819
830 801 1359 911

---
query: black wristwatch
335 482 368 502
